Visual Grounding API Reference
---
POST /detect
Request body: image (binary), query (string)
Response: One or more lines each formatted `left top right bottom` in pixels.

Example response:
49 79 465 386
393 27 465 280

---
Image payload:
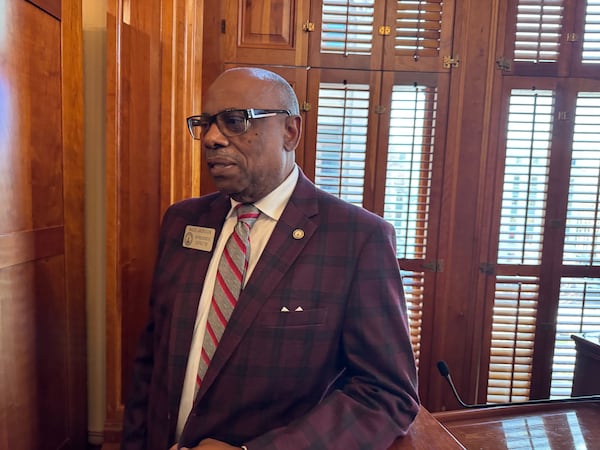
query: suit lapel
168 195 231 413
195 173 320 399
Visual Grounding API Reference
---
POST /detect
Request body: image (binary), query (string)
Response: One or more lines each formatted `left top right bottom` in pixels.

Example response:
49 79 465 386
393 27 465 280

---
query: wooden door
0 0 86 449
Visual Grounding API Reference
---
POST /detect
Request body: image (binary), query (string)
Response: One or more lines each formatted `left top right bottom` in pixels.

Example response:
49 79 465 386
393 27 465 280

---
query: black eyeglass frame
186 108 291 139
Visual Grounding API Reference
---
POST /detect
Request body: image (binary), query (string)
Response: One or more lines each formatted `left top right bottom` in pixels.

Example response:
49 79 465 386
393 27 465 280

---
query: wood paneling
105 0 204 442
223 0 310 66
0 228 64 269
27 0 61 19
105 1 163 437
0 0 85 448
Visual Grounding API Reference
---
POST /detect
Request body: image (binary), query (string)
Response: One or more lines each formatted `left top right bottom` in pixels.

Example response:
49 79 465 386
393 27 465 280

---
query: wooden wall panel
239 0 294 47
27 0 61 19
105 4 163 437
105 0 203 442
223 0 310 66
0 0 85 448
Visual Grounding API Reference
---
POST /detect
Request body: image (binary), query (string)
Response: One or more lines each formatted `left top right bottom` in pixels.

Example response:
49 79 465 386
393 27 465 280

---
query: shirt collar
228 164 299 220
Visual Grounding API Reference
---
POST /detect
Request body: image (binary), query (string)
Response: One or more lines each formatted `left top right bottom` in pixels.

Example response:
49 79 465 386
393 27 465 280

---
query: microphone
436 360 492 409
436 360 600 409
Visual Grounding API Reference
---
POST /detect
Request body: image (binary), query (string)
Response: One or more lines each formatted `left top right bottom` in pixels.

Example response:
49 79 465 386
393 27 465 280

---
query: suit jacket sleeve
244 217 419 450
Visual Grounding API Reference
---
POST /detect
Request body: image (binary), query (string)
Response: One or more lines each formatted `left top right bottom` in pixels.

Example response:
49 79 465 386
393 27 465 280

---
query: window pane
497 89 554 265
562 92 600 265
487 276 539 404
550 278 600 397
513 0 563 63
384 84 436 259
315 82 370 206
321 0 375 55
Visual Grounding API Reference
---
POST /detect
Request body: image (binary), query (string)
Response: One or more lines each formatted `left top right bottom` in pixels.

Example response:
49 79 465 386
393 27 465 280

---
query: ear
283 115 302 152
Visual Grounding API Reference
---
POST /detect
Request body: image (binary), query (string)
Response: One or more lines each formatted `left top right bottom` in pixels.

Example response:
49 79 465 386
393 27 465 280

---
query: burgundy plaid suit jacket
121 171 419 450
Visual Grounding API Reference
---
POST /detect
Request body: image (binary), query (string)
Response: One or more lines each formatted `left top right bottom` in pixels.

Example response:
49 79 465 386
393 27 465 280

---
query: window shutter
401 271 424 366
384 84 438 367
512 0 564 64
394 0 444 59
582 0 600 64
315 82 370 206
562 92 600 265
550 92 600 397
487 88 554 403
497 89 553 266
384 84 436 260
552 278 600 397
487 276 540 403
320 0 376 55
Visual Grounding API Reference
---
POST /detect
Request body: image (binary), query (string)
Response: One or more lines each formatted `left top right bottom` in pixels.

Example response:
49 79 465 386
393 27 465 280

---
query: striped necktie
196 203 260 391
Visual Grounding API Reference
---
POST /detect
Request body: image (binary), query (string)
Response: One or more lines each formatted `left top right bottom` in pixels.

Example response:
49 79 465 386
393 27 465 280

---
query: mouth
207 159 237 176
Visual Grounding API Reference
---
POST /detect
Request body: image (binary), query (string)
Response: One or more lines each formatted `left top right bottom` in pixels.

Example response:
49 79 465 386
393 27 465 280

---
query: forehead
204 73 281 112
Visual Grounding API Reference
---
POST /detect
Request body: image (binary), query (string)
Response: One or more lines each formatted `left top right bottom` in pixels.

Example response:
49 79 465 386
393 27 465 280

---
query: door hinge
378 25 391 36
301 101 312 112
443 55 460 69
423 260 444 272
302 21 315 32
495 56 511 72
479 263 495 275
566 32 578 42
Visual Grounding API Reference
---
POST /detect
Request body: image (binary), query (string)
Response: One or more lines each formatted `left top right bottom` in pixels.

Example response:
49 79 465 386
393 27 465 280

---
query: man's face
201 72 299 203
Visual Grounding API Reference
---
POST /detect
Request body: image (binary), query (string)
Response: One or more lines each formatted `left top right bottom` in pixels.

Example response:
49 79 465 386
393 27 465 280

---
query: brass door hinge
423 260 444 272
443 55 460 69
566 33 578 42
378 25 391 36
303 21 315 32
301 101 312 112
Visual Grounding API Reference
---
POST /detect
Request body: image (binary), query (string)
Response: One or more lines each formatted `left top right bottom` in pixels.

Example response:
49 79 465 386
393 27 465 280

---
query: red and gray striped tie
196 203 260 392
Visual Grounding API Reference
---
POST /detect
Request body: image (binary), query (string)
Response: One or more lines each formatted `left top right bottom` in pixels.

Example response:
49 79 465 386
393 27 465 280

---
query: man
122 67 419 450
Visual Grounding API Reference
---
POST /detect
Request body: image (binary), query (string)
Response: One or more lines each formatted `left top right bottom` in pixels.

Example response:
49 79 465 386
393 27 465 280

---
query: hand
174 438 240 450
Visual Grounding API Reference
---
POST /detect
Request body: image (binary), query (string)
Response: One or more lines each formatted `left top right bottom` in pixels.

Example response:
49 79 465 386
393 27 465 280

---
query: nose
202 122 229 149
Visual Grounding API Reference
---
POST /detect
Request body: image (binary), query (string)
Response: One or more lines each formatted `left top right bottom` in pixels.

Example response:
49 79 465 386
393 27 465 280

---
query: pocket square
280 306 304 312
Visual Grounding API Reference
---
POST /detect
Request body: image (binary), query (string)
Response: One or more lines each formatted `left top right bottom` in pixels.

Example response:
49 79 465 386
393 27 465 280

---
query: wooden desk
434 400 600 450
571 333 600 396
389 406 464 449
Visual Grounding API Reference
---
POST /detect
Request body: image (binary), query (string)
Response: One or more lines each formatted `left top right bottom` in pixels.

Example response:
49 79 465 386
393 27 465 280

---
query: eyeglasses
186 108 291 139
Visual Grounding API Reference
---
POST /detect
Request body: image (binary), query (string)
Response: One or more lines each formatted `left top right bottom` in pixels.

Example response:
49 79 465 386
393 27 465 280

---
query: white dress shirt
176 165 299 438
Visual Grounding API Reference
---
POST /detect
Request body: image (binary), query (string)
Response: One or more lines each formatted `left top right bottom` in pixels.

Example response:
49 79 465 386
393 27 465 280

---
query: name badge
182 226 215 252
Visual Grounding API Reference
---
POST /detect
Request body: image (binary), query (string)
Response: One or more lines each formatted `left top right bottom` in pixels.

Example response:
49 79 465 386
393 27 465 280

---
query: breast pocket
257 307 328 329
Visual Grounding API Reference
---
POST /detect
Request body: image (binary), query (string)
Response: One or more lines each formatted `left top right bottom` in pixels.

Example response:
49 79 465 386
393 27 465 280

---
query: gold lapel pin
292 229 305 240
